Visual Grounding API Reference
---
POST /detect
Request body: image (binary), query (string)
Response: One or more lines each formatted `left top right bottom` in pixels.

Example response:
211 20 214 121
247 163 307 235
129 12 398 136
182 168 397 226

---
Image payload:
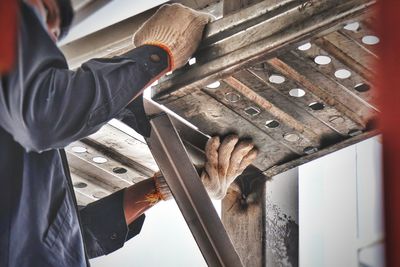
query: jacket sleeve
0 3 169 152
79 189 146 259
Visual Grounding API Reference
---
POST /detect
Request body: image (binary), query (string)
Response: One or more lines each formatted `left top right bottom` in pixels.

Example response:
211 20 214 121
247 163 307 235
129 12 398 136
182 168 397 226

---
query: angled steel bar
144 100 243 267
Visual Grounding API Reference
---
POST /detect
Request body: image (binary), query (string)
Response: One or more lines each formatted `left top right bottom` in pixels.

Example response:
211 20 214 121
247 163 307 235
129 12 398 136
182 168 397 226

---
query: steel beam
152 0 375 100
61 0 220 69
145 100 244 267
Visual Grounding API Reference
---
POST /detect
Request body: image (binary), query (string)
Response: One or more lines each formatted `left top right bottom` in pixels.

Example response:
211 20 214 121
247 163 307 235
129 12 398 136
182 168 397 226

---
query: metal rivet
73 182 87 188
225 92 241 103
113 167 127 174
150 54 161 62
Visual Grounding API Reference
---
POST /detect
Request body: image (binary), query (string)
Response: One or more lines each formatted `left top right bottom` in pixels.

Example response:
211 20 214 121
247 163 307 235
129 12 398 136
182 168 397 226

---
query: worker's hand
133 3 212 71
201 135 258 200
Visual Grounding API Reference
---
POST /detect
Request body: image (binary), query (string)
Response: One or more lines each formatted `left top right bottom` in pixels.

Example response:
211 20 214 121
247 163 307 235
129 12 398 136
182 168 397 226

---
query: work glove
201 135 258 200
153 135 258 201
133 3 212 71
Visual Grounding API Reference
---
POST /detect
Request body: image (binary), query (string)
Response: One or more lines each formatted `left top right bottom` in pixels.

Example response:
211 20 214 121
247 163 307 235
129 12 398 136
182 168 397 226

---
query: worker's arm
79 134 257 258
0 3 170 152
79 177 165 258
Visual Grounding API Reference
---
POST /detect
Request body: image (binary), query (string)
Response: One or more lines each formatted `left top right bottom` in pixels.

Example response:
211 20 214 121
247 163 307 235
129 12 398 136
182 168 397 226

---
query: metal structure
145 100 243 267
63 0 379 265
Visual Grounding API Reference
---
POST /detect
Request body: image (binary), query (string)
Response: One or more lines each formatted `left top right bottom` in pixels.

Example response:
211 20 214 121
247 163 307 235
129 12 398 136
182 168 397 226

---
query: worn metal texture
152 0 378 176
66 124 156 205
146 108 244 267
64 0 378 203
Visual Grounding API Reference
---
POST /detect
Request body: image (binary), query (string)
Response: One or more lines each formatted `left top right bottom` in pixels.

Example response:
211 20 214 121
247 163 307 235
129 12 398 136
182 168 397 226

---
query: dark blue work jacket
0 3 169 267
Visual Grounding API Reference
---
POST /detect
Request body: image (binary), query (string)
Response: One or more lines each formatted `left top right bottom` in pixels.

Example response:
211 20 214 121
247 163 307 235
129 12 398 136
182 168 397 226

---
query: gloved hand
133 3 212 70
152 135 257 201
201 135 258 200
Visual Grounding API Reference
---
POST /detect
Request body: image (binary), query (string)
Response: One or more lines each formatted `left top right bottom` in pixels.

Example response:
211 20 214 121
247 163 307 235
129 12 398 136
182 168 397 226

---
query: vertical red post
379 1 400 266
0 0 18 74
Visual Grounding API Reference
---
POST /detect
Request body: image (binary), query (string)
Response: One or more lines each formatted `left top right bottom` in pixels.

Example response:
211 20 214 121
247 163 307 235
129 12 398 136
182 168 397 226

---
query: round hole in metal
189 58 196 65
269 74 285 84
354 83 370 92
298 42 311 51
348 129 363 137
113 167 128 174
309 102 325 110
314 55 332 65
304 146 318 154
265 120 280 128
224 92 241 103
343 21 360 31
71 146 87 153
73 182 87 188
334 69 352 79
284 133 300 142
206 81 221 89
244 106 261 116
289 88 306 97
92 156 108 164
132 177 145 183
329 115 345 125
362 35 380 45
93 191 108 199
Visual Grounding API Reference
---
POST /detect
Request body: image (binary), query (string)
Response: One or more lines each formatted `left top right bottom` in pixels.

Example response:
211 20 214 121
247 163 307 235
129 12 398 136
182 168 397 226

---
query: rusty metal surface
64 0 379 206
152 0 378 176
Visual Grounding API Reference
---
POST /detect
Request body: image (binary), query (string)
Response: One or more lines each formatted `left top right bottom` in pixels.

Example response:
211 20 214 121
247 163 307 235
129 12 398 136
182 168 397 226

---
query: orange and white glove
133 3 212 71
151 135 258 201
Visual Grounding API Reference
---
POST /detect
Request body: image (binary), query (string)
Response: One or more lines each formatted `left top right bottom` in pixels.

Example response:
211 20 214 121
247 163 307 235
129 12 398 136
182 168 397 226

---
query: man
0 1 257 266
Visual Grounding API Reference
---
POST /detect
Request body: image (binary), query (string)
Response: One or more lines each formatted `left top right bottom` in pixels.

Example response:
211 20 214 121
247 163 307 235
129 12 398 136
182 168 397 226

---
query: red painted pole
379 1 400 266
0 0 18 74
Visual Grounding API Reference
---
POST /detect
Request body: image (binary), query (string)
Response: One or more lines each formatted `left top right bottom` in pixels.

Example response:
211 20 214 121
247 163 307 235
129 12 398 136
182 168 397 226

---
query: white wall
91 200 221 267
299 137 384 267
